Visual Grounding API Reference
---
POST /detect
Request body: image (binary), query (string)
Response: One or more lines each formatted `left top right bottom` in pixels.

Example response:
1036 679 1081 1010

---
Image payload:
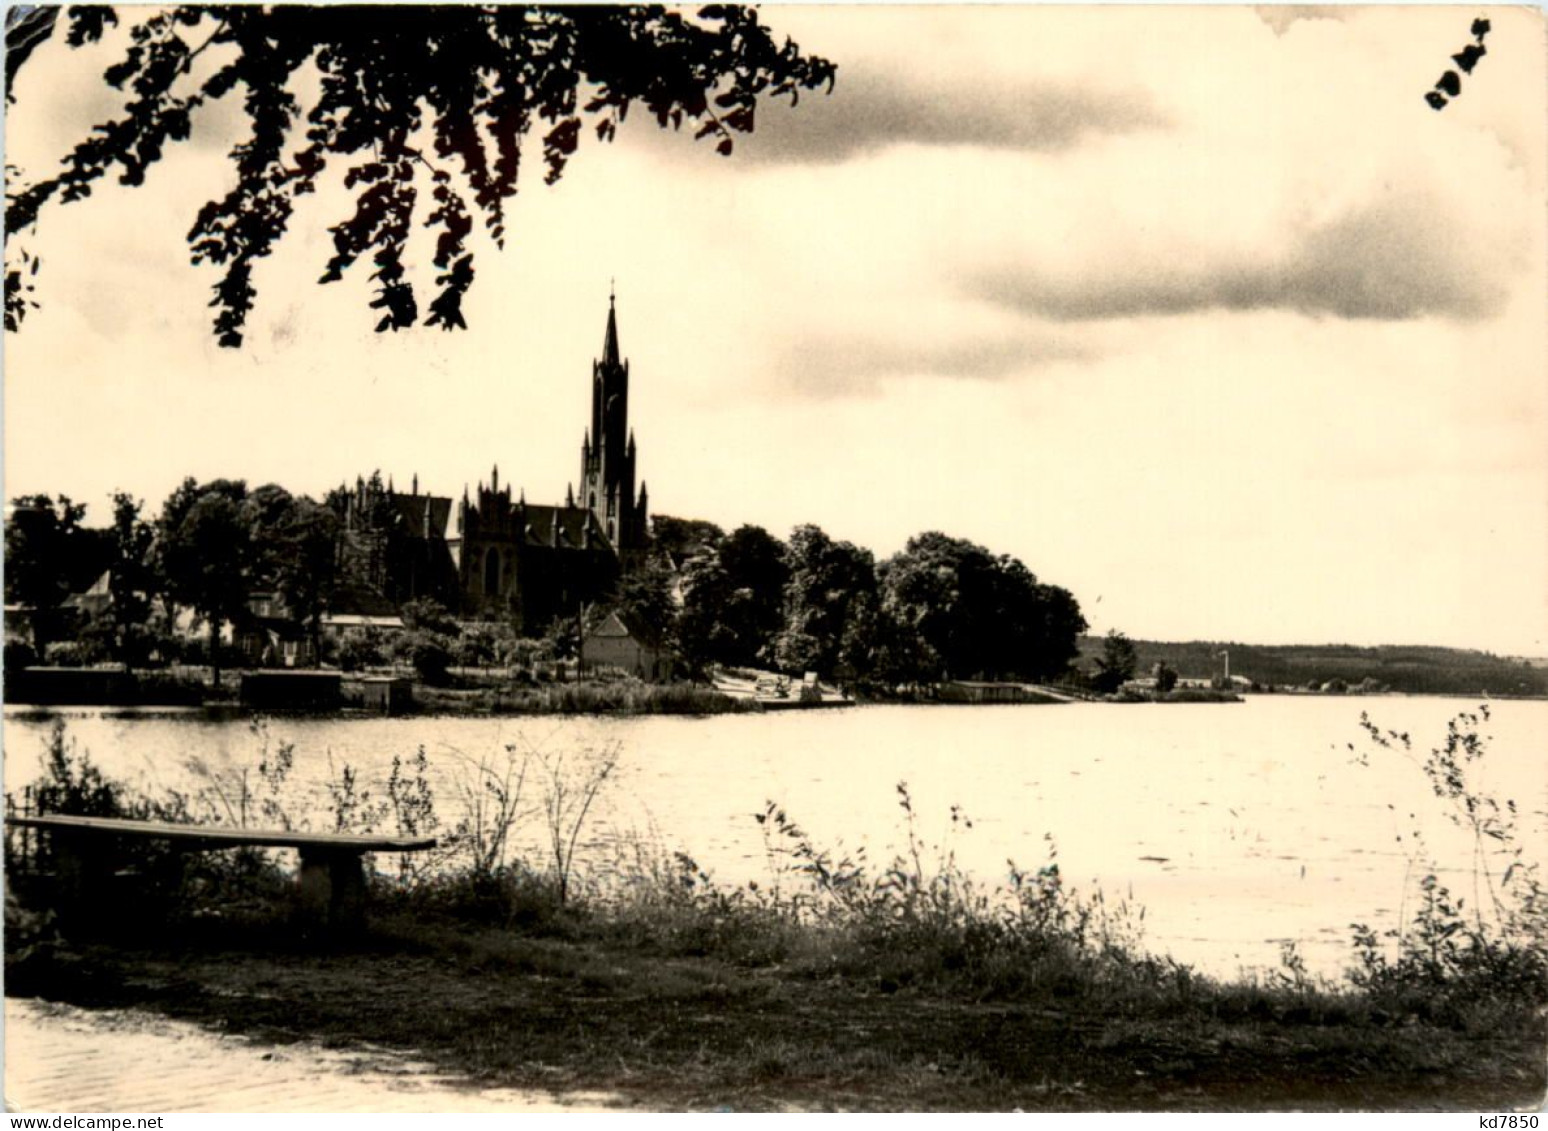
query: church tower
578 293 648 554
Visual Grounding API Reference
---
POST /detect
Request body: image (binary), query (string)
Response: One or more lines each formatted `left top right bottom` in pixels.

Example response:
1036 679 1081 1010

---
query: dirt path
4 998 623 1113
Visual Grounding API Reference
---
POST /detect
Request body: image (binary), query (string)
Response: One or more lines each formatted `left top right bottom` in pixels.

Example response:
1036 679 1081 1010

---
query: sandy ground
3 997 623 1113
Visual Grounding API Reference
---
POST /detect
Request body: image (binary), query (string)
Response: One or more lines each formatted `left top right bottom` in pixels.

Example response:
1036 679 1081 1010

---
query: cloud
736 66 1166 165
774 330 1085 399
967 191 1518 323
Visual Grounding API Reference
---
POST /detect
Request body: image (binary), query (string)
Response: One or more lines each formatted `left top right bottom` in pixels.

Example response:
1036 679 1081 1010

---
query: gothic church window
484 547 501 597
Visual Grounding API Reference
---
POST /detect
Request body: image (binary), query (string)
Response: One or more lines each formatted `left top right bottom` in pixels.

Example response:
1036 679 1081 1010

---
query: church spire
602 286 621 368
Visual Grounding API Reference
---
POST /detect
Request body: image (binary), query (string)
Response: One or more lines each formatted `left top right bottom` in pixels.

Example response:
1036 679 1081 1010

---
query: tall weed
1348 705 1547 1019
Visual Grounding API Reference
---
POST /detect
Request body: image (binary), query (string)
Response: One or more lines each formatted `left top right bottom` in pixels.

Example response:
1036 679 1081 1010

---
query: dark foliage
6 5 835 344
879 532 1088 684
1090 629 1137 694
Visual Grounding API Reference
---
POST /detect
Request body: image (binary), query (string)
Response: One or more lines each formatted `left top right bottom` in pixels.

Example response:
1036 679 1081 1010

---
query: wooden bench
7 813 436 932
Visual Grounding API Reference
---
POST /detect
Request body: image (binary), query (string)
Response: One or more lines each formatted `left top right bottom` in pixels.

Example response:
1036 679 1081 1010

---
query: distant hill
1075 637 1548 698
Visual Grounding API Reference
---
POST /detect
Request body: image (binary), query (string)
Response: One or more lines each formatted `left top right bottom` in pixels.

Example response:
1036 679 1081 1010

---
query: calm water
6 695 1545 981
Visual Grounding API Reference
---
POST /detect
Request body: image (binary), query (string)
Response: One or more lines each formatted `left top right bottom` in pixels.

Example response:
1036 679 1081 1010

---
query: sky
3 4 1546 656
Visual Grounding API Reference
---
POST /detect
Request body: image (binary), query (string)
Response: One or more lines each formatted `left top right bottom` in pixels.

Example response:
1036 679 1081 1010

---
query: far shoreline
4 685 1544 723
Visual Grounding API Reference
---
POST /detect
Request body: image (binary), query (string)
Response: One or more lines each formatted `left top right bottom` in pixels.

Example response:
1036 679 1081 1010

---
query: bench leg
50 832 114 933
297 848 367 933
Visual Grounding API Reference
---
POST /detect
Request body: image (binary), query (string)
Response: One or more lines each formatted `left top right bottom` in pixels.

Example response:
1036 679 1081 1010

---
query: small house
580 610 674 681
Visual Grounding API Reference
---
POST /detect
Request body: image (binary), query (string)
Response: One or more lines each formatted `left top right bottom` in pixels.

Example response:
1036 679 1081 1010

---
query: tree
269 495 341 663
773 524 877 679
675 524 789 673
6 5 835 345
835 587 933 693
156 479 251 686
3 494 97 652
649 514 724 565
148 477 200 636
602 552 677 646
102 491 155 667
1029 583 1087 681
718 524 789 666
1153 661 1179 693
1092 629 1138 694
399 596 458 638
878 532 1086 683
675 547 737 676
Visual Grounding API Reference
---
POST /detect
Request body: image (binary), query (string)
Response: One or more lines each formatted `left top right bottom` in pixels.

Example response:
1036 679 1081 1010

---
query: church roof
521 504 611 551
387 492 452 539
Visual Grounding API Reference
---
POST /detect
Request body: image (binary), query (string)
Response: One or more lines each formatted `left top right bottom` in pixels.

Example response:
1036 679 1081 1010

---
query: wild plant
535 737 621 905
1348 705 1546 1015
28 719 126 818
322 750 391 834
181 717 296 829
753 799 870 923
437 741 534 878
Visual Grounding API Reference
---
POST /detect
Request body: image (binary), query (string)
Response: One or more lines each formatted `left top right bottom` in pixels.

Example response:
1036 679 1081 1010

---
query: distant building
331 295 653 634
581 610 673 681
65 570 114 619
232 591 315 668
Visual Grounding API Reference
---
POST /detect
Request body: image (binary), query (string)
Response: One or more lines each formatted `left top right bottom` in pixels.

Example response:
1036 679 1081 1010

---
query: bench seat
8 814 436 932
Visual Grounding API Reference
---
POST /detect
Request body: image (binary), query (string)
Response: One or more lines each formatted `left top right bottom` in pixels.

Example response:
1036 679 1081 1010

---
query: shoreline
5 686 1546 722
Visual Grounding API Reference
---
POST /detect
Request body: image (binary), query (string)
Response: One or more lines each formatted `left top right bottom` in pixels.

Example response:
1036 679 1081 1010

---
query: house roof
64 570 113 609
585 609 665 650
327 581 400 618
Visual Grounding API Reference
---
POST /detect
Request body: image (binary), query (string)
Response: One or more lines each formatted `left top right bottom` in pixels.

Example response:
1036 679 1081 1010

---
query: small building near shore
342 675 414 715
580 610 673 682
239 670 342 711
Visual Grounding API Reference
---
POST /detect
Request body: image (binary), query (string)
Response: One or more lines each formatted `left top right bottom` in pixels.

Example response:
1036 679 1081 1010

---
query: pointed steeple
602 288 621 368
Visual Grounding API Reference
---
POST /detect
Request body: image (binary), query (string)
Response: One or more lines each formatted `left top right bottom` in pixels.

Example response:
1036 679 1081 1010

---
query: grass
410 679 757 716
8 897 1542 1111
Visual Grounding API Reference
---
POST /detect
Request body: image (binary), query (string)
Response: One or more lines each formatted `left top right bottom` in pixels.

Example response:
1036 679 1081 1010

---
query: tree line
633 518 1087 691
5 480 339 686
5 481 1091 693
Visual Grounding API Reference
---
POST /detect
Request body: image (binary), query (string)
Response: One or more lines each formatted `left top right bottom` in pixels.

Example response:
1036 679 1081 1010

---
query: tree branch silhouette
4 4 836 346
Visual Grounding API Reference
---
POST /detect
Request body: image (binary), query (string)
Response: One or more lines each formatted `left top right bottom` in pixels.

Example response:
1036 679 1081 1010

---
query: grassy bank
412 679 758 716
2 664 757 717
6 709 1546 1110
8 915 1542 1111
1106 688 1244 704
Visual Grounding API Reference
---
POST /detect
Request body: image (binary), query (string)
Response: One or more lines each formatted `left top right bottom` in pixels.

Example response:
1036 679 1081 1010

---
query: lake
5 694 1545 982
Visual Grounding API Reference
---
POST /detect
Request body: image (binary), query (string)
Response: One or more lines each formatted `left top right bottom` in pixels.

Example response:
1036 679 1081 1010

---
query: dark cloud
724 66 1166 165
967 195 1514 323
776 331 1085 399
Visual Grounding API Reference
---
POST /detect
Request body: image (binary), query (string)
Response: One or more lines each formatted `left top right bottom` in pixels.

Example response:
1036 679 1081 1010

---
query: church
334 296 652 632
